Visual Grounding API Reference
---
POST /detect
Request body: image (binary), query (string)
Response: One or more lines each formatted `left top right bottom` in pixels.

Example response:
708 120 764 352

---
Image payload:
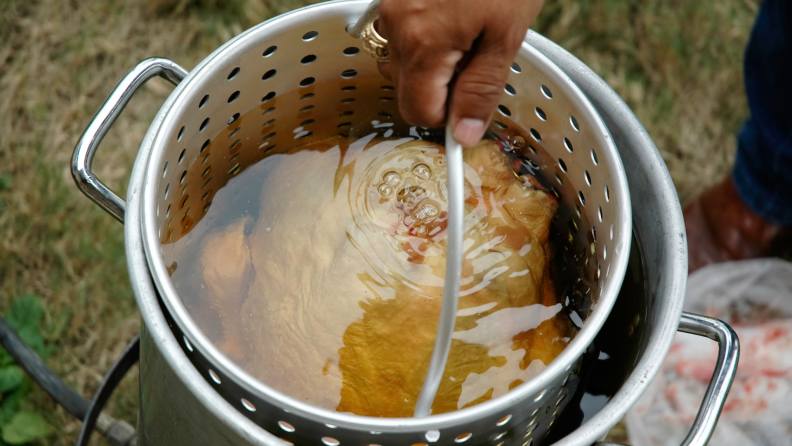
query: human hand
377 0 544 147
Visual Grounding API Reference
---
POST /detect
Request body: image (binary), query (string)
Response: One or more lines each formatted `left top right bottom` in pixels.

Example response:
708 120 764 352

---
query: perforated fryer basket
79 1 631 444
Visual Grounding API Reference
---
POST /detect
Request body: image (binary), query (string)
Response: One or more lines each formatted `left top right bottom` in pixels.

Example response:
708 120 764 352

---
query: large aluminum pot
71 3 738 445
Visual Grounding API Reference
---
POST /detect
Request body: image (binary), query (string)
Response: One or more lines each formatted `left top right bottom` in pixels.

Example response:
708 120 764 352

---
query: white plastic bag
625 258 792 446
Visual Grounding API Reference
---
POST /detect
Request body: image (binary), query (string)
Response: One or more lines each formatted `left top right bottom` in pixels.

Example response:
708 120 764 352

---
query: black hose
0 316 90 419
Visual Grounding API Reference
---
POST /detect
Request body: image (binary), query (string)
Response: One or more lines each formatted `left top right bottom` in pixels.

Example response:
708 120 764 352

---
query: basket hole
229 140 241 151
498 105 511 117
340 98 355 104
511 62 521 73
261 119 275 129
579 191 586 206
262 91 276 103
300 77 316 87
227 91 240 103
301 54 317 64
227 67 240 80
300 105 314 113
295 131 313 139
425 430 440 442
343 46 360 55
199 118 210 132
183 335 193 352
164 183 170 199
321 437 339 446
179 170 187 185
341 86 357 91
535 107 547 121
162 162 168 178
264 106 277 115
575 204 581 218
605 185 610 202
300 119 315 126
165 204 170 218
229 127 241 138
341 69 358 79
263 45 277 57
494 432 507 440
584 170 591 186
528 145 537 154
340 110 354 117
177 126 184 141
504 84 516 96
455 433 472 443
534 389 547 402
262 69 276 80
300 93 315 100
603 244 608 259
564 138 574 153
598 206 603 222
379 96 394 102
278 421 295 432
570 115 580 131
241 398 256 412
200 139 210 153
557 158 567 173
529 128 541 142
381 85 395 90
541 85 553 99
209 369 221 384
379 112 392 118
199 94 209 109
523 440 533 446
610 223 614 240
302 30 319 41
263 132 277 141
497 414 512 426
555 173 563 185
228 113 240 125
494 120 507 129
591 149 599 165
338 122 352 128
178 149 186 164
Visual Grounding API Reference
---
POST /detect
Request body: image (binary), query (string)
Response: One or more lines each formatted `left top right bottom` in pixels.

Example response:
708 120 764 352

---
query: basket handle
71 58 188 224
595 312 739 446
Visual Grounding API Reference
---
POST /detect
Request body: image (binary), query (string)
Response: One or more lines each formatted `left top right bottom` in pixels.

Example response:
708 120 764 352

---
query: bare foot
683 176 788 274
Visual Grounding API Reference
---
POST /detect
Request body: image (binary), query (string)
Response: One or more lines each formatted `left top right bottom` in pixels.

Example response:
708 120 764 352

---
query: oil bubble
513 136 526 149
383 171 402 187
377 183 394 197
397 186 426 205
412 164 432 181
412 200 440 222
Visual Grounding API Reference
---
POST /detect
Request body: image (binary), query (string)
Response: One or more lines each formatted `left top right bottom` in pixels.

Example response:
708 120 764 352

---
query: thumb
449 36 520 147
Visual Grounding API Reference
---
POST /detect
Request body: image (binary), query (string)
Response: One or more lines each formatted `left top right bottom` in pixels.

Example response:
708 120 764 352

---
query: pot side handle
595 312 740 446
71 58 188 224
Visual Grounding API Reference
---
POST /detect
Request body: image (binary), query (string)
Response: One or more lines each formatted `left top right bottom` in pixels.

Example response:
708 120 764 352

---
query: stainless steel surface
71 58 187 223
676 312 739 446
523 30 692 446
130 0 631 444
413 126 464 418
346 0 380 38
590 313 740 446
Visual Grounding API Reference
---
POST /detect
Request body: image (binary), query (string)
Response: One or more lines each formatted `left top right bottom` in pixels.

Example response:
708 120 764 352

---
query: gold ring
360 20 389 63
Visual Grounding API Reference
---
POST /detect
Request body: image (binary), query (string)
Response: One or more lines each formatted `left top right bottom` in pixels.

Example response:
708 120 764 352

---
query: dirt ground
0 0 757 444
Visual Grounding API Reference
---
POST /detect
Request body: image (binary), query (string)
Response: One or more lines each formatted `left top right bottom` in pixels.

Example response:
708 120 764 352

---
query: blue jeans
733 0 792 225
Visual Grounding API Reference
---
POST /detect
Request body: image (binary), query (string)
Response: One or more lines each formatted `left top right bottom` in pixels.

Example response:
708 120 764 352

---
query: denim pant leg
732 0 792 225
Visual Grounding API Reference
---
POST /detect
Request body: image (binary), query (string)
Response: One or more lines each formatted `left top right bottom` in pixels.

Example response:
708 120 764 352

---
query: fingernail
453 118 485 147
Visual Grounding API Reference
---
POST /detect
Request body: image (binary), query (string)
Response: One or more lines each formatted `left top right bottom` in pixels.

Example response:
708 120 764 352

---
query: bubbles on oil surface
377 183 394 197
411 163 432 181
383 171 402 187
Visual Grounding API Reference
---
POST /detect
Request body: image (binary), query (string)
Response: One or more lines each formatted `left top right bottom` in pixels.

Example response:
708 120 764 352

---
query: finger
449 31 521 147
377 61 392 80
395 47 464 127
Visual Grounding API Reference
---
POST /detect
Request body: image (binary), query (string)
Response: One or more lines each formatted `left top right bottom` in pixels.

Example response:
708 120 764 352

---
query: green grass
0 0 756 444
